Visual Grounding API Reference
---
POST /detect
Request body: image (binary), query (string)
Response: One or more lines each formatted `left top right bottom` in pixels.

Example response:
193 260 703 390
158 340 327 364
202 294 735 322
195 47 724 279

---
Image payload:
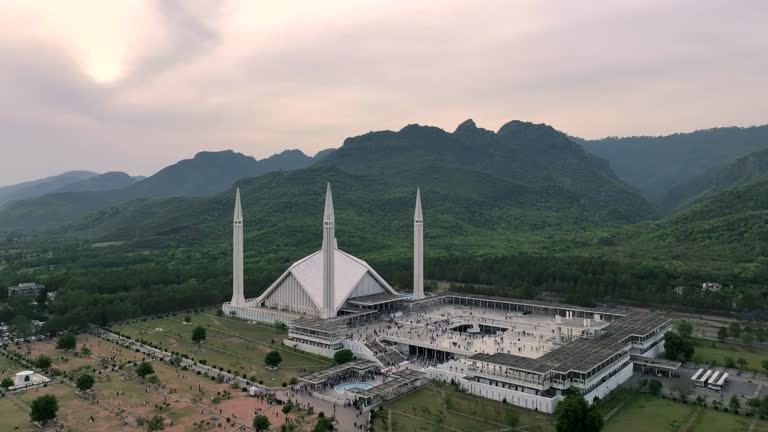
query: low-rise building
7 282 45 298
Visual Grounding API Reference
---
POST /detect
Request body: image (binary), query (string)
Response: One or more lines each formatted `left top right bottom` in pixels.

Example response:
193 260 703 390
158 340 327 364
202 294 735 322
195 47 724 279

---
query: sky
1 0 767 186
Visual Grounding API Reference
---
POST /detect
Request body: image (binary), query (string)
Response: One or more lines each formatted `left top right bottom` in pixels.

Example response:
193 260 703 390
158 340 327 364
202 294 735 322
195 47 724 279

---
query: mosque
222 183 422 322
221 184 675 414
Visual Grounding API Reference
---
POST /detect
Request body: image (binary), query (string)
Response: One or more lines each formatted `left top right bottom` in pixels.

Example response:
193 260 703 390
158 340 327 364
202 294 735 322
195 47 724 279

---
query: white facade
12 371 49 389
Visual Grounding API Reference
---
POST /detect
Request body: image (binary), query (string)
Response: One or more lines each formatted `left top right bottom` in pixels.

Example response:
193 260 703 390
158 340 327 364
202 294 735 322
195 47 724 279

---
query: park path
603 400 626 422
677 406 702 432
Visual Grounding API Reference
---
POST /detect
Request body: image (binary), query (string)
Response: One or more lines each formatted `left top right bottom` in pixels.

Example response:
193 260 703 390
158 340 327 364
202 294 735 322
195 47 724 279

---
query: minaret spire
231 188 246 307
321 183 336 318
413 188 424 300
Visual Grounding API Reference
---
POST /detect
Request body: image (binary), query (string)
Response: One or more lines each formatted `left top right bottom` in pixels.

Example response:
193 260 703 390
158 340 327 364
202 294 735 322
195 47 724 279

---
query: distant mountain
45 120 656 257
313 148 336 161
319 119 654 223
55 172 138 193
580 125 768 202
659 148 768 212
0 150 316 231
123 149 314 198
0 171 98 207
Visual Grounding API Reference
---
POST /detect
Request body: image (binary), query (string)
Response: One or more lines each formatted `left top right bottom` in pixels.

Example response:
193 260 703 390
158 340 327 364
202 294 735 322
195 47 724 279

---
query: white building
222 184 420 322
12 370 50 389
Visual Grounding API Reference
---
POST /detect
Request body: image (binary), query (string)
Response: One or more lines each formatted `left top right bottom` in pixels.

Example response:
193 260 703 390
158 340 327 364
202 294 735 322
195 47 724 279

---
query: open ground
1 333 321 431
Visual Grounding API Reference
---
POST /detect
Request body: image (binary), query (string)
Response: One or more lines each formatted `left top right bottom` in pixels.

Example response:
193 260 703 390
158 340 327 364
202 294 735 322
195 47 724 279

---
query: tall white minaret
321 183 336 318
413 188 424 300
231 188 246 307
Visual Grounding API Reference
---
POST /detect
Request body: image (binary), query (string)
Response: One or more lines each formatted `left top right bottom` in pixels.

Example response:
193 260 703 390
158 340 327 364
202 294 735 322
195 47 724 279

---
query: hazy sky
1 0 767 186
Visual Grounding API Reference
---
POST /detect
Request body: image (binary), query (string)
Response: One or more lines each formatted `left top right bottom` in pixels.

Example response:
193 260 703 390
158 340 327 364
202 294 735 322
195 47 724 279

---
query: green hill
55 171 138 193
0 171 98 207
659 148 768 212
320 120 654 223
580 125 768 202
0 149 317 231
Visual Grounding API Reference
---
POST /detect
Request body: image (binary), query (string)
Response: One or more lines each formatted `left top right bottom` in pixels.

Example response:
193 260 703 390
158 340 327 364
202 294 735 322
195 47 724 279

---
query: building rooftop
469 313 669 374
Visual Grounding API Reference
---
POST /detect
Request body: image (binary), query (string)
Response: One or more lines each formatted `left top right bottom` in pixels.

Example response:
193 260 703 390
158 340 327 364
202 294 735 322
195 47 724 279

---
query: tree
30 394 59 424
729 322 741 339
184 316 191 323
717 327 728 341
672 382 691 402
554 393 603 432
729 395 741 414
1 377 13 389
253 415 271 432
56 333 77 351
747 398 761 414
664 331 695 362
136 362 154 379
191 326 206 344
648 379 662 396
756 327 766 343
80 347 92 357
736 357 748 370
138 414 166 431
740 332 754 346
313 416 335 432
724 356 736 368
33 355 52 370
265 351 282 369
333 349 354 365
677 321 693 338
76 374 95 392
762 359 768 374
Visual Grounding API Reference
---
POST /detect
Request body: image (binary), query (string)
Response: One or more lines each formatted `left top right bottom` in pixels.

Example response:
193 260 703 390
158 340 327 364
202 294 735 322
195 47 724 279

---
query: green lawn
0 352 22 372
112 311 331 384
0 397 33 431
601 388 767 432
691 338 768 371
375 383 555 432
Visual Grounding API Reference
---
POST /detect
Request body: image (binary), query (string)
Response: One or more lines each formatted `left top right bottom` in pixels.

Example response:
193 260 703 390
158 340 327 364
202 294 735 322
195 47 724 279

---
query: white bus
691 368 704 382
707 371 721 388
709 372 728 391
696 369 713 387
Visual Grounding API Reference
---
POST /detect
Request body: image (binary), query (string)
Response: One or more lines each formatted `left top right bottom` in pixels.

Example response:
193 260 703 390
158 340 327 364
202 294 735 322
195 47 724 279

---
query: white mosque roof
256 248 397 312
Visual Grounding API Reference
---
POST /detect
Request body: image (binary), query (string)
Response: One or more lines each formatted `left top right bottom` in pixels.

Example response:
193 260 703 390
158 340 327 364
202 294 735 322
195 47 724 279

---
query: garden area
373 382 555 432
110 310 332 385
599 388 768 432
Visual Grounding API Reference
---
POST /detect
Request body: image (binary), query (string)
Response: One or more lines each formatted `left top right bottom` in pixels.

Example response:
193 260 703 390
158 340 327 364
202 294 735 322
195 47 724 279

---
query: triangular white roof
254 248 397 312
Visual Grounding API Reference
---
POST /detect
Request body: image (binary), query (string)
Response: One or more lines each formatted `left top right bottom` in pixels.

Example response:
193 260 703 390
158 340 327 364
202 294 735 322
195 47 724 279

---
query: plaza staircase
365 340 406 366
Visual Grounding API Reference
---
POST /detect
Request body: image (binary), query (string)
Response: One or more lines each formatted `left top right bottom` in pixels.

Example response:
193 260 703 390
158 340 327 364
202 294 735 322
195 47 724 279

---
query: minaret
231 188 246 307
321 183 336 318
413 188 425 300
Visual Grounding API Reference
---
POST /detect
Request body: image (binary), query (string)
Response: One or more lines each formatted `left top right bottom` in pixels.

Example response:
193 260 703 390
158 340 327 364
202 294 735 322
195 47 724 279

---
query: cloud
0 0 766 185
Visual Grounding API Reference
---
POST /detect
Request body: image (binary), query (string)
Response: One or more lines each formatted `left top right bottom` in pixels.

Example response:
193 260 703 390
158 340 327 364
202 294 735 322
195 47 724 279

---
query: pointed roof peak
324 182 335 222
414 187 423 220
234 188 243 221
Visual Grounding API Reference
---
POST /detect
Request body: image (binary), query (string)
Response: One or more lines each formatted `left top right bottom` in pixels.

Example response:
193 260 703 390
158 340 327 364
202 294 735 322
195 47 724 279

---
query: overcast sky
1 0 766 186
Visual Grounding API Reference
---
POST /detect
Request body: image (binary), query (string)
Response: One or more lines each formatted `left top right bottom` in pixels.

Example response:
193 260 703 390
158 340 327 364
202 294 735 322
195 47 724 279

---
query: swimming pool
335 382 374 395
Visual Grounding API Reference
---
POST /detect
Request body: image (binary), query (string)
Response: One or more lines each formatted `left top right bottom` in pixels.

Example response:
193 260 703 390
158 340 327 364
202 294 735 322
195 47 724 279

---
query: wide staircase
364 340 406 367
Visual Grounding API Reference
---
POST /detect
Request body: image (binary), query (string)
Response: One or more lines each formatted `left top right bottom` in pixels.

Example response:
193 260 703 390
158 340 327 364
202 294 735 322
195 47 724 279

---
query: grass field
691 338 768 371
112 311 331 384
600 388 768 432
374 383 555 432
